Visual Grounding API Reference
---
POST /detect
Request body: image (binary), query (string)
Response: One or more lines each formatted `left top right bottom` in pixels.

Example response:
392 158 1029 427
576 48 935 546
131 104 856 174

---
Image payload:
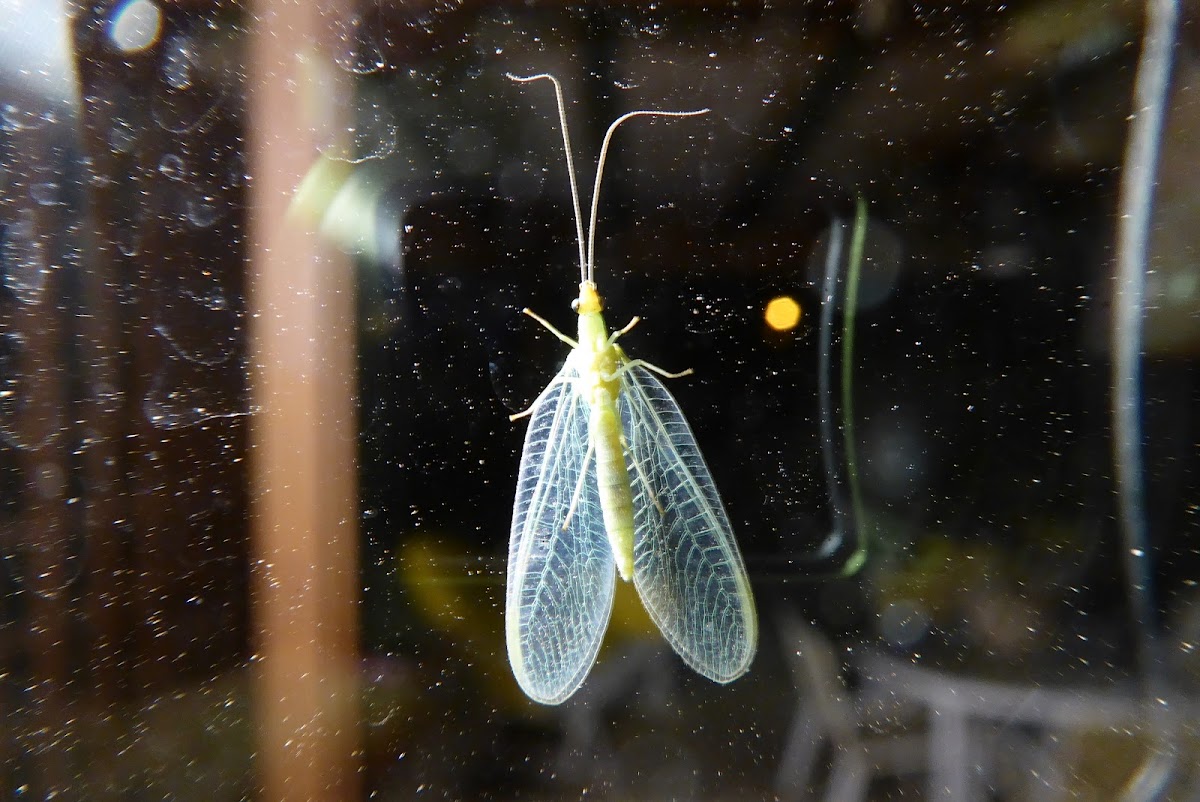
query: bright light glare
108 0 162 54
764 295 802 331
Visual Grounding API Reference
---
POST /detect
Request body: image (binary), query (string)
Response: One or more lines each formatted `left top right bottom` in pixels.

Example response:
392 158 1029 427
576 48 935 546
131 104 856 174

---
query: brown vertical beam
248 3 362 801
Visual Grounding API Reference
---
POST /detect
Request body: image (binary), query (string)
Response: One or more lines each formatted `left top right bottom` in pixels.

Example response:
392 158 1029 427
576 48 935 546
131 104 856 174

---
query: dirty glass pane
1 1 1195 800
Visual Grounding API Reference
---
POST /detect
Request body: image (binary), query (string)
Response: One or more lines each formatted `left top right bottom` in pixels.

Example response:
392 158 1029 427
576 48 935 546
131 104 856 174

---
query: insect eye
570 299 580 311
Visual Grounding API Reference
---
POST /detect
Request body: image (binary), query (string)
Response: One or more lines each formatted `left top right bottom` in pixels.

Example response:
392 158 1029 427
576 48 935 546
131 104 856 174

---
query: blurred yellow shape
765 295 802 331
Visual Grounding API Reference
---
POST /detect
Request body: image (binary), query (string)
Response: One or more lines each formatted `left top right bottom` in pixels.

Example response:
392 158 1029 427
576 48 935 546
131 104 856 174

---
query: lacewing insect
505 73 757 705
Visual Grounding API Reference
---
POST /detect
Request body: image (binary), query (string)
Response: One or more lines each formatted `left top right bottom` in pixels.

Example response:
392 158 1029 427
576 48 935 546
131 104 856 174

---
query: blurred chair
554 640 677 786
775 611 926 801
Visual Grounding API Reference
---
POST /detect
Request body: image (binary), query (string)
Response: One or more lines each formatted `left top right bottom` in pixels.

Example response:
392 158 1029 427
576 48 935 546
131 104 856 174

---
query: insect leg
607 316 641 344
509 407 535 422
523 308 579 348
509 374 576 422
561 434 595 530
623 358 694 380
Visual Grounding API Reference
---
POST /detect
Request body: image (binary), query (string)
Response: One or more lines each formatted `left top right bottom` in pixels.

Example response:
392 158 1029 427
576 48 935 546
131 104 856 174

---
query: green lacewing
505 73 756 705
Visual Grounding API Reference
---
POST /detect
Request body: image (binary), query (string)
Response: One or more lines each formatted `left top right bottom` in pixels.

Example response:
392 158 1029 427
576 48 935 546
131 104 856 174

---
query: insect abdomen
590 398 635 580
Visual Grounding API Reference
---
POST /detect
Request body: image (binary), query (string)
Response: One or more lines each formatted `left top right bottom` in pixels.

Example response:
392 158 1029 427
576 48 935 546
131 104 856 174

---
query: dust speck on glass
1 1 1195 800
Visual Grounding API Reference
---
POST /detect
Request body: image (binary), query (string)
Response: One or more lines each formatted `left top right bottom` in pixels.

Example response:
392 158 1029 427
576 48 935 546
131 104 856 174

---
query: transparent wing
621 363 757 683
507 357 615 705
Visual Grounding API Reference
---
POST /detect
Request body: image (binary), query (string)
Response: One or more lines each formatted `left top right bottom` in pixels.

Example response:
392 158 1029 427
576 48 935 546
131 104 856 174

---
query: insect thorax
573 313 622 402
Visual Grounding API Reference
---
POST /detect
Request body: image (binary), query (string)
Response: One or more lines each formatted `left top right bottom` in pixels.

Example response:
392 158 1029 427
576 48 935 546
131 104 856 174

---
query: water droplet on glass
1 103 47 132
806 217 904 312
161 35 195 90
143 371 243 430
332 13 386 75
0 334 60 452
0 333 22 446
35 462 66 501
308 86 397 162
158 153 186 180
186 193 221 228
329 98 399 163
108 117 137 153
182 284 228 312
152 32 224 135
115 219 142 257
151 269 239 366
29 182 61 206
1 212 51 304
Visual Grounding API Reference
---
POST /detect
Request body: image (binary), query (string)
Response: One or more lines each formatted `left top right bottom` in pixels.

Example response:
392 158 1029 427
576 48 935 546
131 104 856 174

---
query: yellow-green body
575 281 636 580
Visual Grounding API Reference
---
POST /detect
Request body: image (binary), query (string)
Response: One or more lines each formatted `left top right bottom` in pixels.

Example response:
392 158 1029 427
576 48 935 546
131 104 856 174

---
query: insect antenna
507 73 589 284
509 73 709 287
586 107 709 284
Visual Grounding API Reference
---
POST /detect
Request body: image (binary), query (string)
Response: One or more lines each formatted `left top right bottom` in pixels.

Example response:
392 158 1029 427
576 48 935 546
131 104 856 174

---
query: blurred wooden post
248 3 362 800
